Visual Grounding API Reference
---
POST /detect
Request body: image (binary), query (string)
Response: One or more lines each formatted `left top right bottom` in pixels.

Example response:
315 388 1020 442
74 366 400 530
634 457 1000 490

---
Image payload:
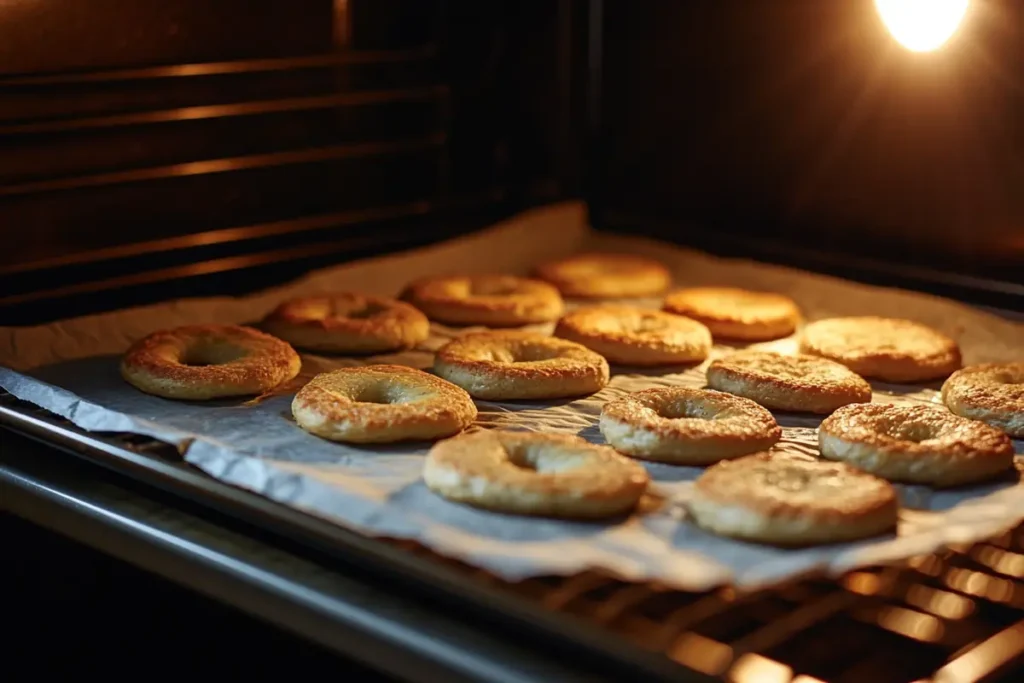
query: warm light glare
875 0 970 52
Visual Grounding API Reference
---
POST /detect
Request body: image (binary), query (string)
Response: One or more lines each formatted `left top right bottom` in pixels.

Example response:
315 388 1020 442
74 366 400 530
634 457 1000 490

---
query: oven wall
597 0 1024 299
0 0 580 325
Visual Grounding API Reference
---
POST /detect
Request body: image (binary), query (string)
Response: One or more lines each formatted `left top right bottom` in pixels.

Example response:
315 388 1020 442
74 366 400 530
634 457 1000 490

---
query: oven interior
2 1 1023 681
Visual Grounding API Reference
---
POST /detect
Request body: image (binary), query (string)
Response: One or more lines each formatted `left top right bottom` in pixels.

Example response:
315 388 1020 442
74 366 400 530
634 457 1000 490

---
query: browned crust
262 293 429 352
424 430 650 518
293 365 477 434
121 324 301 399
799 317 961 383
820 403 1014 458
662 287 800 340
554 305 711 365
428 431 649 503
533 253 672 298
434 331 609 383
399 274 564 326
706 351 872 413
693 452 898 522
941 363 1024 436
602 387 781 444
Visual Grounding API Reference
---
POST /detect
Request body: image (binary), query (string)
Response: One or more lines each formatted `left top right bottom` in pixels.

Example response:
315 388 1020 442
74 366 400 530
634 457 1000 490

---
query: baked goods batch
119 248 1021 547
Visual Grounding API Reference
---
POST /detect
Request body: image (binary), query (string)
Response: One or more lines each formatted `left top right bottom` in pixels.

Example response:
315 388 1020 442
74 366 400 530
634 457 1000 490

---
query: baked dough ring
819 403 1015 487
401 274 563 327
292 365 477 443
533 252 672 298
706 351 872 414
121 324 301 400
599 387 781 464
688 453 898 546
262 293 429 354
941 363 1024 438
433 331 610 400
799 317 961 383
423 430 650 519
662 287 800 341
554 305 711 366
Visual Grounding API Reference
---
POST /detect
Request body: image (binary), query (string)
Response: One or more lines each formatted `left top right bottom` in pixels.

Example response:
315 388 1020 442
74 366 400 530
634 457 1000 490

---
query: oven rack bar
1 391 1021 682
0 86 448 137
0 49 437 86
0 190 511 326
0 134 446 198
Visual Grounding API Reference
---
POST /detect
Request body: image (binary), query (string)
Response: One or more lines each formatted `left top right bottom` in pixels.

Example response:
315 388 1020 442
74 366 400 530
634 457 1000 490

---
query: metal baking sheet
1 202 1022 591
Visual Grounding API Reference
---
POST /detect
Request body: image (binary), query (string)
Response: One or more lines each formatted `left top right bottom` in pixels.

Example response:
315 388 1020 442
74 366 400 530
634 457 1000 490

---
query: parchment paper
2 201 1022 591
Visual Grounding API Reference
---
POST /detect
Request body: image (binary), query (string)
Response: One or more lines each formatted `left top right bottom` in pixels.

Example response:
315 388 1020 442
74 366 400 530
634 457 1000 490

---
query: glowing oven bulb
875 0 970 52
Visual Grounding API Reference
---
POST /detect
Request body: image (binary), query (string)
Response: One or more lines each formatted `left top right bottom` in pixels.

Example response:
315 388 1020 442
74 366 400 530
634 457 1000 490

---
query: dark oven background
595 0 1024 310
1 0 1022 326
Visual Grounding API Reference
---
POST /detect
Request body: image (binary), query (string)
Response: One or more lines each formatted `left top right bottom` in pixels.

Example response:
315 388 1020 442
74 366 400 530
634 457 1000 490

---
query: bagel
533 252 672 299
554 305 711 366
423 430 650 519
262 293 429 354
400 274 563 327
599 387 781 465
706 351 872 414
662 287 800 341
799 317 961 383
292 365 477 443
433 331 609 400
819 403 1015 487
688 453 899 546
941 363 1024 438
121 324 301 400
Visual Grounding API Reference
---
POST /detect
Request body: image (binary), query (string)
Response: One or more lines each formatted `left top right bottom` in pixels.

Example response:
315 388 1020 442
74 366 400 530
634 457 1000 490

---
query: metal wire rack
3 390 1021 683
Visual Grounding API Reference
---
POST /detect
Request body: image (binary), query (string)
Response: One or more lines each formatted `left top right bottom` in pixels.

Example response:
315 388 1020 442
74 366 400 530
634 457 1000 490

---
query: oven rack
2 389 1022 683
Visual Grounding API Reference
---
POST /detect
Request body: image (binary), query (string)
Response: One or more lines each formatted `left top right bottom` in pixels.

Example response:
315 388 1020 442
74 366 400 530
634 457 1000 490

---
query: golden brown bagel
121 324 300 400
533 252 672 298
554 305 712 366
706 351 872 414
688 453 899 546
799 317 961 383
662 287 800 341
292 365 477 443
941 363 1024 438
433 331 609 400
599 387 781 464
401 274 563 327
819 403 1015 487
262 293 429 354
423 430 650 519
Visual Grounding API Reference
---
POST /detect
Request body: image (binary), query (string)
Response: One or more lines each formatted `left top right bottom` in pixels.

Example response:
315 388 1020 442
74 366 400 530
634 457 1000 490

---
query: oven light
875 0 970 52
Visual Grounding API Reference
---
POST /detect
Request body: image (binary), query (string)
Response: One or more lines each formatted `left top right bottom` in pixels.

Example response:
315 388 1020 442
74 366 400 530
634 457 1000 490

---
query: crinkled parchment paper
1 202 1022 591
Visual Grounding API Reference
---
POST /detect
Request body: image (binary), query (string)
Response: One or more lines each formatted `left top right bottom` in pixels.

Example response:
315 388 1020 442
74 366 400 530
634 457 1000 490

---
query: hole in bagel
477 342 566 364
653 399 724 421
350 383 419 405
470 279 520 296
180 342 248 367
503 442 585 473
882 421 940 443
339 301 389 319
295 298 389 321
631 316 669 333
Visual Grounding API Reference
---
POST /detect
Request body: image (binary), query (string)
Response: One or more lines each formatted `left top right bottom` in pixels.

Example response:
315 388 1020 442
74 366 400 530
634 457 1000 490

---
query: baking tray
4 390 1022 683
